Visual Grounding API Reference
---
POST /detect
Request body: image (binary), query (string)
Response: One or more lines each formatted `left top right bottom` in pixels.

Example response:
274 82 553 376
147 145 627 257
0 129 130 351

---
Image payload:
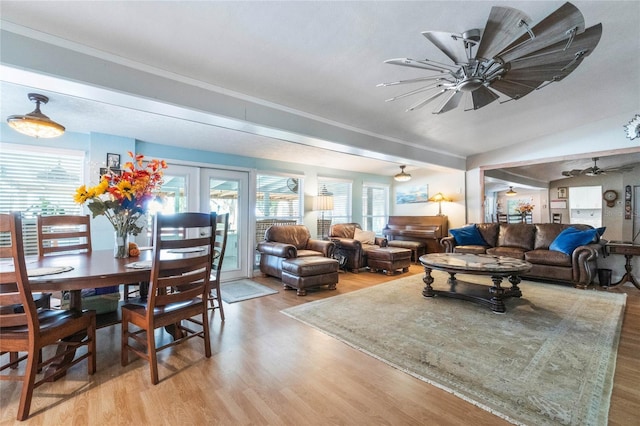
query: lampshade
427 192 449 203
394 165 411 182
314 185 334 211
428 192 450 216
506 186 517 196
6 93 65 138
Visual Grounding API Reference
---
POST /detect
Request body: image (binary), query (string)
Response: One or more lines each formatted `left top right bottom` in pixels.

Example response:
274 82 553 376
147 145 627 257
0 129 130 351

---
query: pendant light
7 93 65 138
394 165 412 182
506 186 517 196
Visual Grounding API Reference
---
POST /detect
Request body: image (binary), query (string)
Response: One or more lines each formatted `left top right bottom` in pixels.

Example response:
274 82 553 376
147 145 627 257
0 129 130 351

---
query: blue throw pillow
550 227 598 255
450 224 487 246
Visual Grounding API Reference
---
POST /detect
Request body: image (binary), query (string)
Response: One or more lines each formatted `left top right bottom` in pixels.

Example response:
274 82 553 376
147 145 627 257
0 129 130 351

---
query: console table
606 242 640 290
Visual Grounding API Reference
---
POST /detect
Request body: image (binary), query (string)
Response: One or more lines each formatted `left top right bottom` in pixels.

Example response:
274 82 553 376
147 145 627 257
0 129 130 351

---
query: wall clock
603 189 618 207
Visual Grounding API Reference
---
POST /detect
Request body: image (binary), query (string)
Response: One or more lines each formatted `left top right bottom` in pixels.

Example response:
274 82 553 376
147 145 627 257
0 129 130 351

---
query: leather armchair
328 223 387 273
257 225 335 278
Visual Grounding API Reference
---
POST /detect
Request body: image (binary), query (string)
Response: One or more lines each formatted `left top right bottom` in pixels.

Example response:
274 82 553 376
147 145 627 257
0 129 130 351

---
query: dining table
26 249 152 315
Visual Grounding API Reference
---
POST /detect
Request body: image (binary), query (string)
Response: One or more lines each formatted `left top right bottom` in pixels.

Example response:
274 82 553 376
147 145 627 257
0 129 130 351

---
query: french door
200 168 250 281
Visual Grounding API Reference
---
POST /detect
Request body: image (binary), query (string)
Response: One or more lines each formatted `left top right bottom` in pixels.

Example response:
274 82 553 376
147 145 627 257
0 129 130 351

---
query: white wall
391 168 466 229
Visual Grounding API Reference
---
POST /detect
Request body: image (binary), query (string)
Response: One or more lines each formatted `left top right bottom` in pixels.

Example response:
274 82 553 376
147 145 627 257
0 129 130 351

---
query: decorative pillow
353 228 376 244
449 224 487 246
594 227 606 241
549 227 598 255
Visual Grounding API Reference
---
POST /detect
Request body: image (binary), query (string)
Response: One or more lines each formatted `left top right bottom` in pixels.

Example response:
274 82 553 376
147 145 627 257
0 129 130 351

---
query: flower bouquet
75 152 167 257
515 202 534 214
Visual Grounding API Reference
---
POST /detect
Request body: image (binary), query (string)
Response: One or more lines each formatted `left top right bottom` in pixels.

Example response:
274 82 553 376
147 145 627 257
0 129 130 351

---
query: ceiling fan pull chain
517 19 535 40
563 27 578 50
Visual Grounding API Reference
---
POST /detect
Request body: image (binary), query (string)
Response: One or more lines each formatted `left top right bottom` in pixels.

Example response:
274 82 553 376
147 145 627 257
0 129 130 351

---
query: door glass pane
209 178 239 271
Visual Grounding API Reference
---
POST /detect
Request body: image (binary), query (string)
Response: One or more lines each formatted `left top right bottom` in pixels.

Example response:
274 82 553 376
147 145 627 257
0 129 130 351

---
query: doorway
200 169 250 281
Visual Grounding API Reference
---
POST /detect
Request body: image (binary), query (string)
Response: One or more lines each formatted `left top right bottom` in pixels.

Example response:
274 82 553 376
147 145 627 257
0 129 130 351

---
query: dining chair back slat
37 215 92 257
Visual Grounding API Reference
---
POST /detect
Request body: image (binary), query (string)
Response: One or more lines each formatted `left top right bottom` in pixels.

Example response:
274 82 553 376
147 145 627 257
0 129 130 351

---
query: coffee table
419 253 532 313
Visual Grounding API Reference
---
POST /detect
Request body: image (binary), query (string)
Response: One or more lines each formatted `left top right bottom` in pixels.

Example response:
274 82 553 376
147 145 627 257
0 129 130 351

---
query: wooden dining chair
0 212 97 421
552 213 562 224
121 212 216 384
36 214 92 257
208 213 229 321
496 213 508 223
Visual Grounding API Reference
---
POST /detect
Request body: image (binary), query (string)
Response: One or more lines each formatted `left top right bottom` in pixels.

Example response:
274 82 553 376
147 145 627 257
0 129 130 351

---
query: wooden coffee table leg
489 276 506 313
422 267 435 297
508 275 523 297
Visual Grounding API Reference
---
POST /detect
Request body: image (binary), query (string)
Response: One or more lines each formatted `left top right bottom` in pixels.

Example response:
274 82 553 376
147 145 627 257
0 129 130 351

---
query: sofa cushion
525 249 572 267
498 224 536 251
265 225 310 249
476 223 499 247
354 228 376 244
450 224 487 246
486 246 527 259
453 245 488 254
549 227 598 255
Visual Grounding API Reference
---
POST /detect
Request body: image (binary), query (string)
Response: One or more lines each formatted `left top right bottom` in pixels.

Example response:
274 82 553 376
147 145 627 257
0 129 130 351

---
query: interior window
362 183 389 234
0 143 84 255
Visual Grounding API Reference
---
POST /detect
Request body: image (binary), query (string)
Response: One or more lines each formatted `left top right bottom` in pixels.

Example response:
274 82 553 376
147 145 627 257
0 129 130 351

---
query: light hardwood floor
1 265 638 425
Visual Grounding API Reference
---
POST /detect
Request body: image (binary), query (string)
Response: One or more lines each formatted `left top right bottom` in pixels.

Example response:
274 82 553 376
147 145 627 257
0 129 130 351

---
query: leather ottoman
367 247 412 275
387 240 426 264
281 256 339 296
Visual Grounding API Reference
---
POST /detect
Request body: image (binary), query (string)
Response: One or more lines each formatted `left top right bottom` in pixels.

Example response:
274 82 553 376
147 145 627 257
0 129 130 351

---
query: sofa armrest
256 241 297 258
374 236 388 247
441 236 456 253
571 243 601 286
306 239 336 257
331 237 362 250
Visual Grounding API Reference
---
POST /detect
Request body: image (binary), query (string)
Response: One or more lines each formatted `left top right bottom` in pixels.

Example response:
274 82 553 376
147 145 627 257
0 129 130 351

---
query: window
0 143 85 254
317 178 352 236
362 183 389 234
256 174 302 222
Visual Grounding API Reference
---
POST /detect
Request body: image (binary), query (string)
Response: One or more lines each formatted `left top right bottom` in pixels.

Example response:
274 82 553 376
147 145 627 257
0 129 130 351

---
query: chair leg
17 347 39 421
202 310 212 358
121 313 129 366
148 329 159 385
87 315 97 375
209 285 225 321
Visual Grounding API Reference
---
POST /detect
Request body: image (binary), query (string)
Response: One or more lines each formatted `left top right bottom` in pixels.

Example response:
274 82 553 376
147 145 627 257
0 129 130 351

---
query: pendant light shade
7 93 65 138
394 165 412 182
506 186 517 196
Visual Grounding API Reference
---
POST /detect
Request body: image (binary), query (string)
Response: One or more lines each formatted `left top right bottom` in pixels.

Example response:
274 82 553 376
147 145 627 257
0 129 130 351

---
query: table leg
489 276 506 314
44 289 89 381
508 275 523 298
609 254 640 290
422 267 435 297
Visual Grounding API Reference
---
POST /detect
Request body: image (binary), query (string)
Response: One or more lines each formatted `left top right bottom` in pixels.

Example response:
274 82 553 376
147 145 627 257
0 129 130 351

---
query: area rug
219 279 278 303
281 272 626 425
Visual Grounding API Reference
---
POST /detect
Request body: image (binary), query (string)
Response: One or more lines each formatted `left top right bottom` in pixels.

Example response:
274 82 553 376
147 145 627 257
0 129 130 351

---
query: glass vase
114 229 130 258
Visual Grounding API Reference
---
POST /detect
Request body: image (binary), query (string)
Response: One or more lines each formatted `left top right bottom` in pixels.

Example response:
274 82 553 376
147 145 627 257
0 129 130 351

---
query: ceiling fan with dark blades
378 2 601 114
561 157 633 177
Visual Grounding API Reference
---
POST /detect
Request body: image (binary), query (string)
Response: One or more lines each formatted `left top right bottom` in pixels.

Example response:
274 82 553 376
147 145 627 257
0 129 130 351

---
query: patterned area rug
282 272 626 425
220 279 278 303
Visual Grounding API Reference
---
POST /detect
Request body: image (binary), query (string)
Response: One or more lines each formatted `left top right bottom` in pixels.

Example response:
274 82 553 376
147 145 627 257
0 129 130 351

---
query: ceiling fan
378 2 602 114
561 157 632 177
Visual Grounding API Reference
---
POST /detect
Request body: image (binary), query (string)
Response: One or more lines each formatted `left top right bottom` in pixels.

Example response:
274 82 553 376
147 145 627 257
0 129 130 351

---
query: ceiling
1 1 639 181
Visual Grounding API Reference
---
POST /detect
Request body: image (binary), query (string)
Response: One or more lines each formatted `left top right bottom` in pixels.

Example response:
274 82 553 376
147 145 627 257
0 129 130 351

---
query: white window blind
0 144 85 255
256 174 302 221
362 183 389 234
317 178 352 236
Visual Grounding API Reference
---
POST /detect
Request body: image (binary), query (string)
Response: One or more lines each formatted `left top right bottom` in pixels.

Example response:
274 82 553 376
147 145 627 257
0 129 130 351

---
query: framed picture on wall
557 187 568 199
106 153 121 169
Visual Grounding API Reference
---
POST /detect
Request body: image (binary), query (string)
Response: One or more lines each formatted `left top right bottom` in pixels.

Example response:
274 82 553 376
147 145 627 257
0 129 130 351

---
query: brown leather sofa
328 223 387 273
441 223 604 288
257 225 335 278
